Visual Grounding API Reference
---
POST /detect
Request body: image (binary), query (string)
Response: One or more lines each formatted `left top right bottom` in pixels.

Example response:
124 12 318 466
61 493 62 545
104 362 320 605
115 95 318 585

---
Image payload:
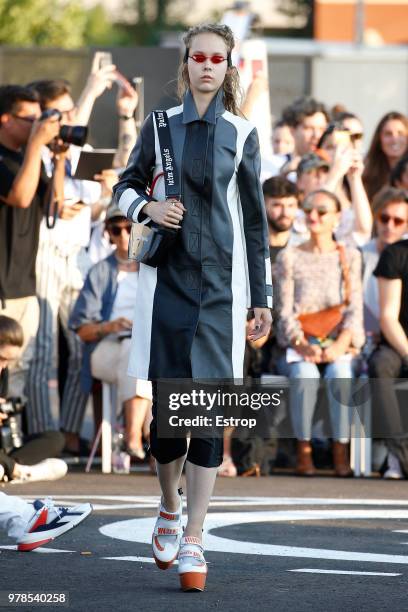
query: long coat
113 89 272 381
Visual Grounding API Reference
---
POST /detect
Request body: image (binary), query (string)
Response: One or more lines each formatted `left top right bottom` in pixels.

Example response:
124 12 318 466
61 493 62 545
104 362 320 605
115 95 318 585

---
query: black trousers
149 382 223 468
0 431 65 479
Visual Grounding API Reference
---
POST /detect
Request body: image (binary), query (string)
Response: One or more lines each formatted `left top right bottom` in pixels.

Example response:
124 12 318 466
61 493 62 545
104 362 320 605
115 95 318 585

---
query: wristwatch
118 115 134 120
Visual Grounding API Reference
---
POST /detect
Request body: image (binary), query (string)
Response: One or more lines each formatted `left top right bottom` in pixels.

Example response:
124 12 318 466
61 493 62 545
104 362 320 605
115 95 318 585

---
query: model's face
187 33 229 97
272 125 295 155
302 192 339 235
44 93 76 125
376 202 408 246
0 100 41 148
293 112 328 155
297 168 329 198
380 119 408 161
264 195 298 231
0 344 20 375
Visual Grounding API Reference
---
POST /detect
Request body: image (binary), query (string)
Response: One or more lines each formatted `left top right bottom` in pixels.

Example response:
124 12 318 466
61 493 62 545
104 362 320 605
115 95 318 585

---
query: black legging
149 382 223 468
0 431 65 480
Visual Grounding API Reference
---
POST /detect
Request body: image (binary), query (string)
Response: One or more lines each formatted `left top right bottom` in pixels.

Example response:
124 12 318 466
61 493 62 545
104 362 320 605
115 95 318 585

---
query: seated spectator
69 206 152 459
369 237 408 479
0 85 61 402
280 96 329 179
361 187 408 341
318 123 373 245
363 111 408 203
0 315 67 483
275 190 364 477
391 153 408 191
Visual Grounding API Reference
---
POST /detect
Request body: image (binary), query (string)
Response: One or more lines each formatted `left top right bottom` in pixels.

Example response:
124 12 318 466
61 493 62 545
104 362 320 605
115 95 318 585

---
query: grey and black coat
113 89 272 381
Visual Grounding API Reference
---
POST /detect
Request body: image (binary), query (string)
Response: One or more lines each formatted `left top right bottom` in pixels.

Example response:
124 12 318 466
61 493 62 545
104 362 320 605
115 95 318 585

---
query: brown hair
27 79 72 110
177 23 243 116
372 185 408 217
363 111 408 203
0 316 24 348
304 189 341 212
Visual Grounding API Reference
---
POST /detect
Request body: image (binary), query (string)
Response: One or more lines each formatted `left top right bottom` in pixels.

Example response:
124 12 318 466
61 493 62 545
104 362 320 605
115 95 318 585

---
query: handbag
297 243 351 341
128 110 181 267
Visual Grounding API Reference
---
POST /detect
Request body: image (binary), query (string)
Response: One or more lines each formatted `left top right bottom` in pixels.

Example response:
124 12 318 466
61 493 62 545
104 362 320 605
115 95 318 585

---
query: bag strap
336 243 351 306
152 110 180 201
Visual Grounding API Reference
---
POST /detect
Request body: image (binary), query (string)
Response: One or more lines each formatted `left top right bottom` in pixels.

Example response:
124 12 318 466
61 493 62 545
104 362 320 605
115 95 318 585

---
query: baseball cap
105 204 126 222
297 151 330 177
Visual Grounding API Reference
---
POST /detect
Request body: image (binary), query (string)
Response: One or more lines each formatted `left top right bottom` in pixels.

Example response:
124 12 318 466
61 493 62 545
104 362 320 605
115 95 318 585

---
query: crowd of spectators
0 54 407 483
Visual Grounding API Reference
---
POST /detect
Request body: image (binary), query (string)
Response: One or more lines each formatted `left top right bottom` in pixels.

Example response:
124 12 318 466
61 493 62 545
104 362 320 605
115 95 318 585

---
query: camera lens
59 125 88 147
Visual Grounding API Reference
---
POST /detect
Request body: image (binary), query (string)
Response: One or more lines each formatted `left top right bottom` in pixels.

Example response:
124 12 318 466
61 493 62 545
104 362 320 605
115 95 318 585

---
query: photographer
0 85 64 400
0 315 67 484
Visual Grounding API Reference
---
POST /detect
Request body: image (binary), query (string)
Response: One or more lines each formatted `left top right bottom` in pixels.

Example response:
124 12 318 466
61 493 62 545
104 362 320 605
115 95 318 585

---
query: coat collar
182 88 225 125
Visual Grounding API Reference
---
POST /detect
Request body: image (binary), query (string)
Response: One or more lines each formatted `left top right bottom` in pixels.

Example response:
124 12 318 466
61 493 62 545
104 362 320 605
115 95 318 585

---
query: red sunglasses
189 53 227 65
378 213 407 227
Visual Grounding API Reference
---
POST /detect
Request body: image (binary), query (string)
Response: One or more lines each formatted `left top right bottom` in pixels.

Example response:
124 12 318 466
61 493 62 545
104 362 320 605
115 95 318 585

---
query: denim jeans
287 358 355 441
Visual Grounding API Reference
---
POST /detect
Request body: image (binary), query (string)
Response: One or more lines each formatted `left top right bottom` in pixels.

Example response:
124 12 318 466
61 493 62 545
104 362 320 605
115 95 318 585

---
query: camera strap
45 166 58 229
152 110 180 201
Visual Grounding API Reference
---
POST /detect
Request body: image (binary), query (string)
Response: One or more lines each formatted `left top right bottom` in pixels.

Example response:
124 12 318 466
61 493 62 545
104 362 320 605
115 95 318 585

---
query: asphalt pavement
2 472 408 612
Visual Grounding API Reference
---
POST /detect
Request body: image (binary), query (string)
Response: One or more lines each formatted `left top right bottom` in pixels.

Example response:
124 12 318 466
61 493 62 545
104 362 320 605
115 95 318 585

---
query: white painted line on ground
0 545 74 553
288 569 402 576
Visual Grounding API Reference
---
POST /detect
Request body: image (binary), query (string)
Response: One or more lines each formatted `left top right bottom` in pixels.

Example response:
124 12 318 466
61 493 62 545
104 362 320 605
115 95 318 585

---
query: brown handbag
297 244 351 340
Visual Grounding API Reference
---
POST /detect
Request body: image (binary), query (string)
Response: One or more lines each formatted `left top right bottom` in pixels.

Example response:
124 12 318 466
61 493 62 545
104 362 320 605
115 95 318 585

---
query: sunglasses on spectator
349 132 363 143
302 204 335 217
108 224 132 236
377 213 407 227
189 53 227 64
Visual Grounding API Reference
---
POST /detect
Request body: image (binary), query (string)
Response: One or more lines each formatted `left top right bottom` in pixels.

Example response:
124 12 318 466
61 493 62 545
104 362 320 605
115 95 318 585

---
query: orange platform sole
179 571 207 592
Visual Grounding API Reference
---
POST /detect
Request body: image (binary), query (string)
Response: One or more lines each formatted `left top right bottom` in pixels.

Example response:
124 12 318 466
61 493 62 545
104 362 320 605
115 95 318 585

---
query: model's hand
247 308 272 341
144 199 186 229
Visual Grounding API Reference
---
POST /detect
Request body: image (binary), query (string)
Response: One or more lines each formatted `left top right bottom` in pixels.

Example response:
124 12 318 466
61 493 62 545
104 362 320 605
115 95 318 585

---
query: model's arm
113 113 156 223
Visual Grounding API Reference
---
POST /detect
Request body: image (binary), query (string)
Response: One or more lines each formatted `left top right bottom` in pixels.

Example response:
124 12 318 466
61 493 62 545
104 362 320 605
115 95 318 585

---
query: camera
40 108 88 147
0 397 25 453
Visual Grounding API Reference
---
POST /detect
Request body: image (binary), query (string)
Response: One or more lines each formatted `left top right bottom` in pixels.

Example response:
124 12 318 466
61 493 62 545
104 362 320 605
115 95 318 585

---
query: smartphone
334 130 351 147
98 51 113 70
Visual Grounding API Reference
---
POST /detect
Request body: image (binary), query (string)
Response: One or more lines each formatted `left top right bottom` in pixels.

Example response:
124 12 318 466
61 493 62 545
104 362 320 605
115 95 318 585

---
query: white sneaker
384 452 403 479
152 489 183 570
11 459 68 484
178 536 207 592
17 498 92 551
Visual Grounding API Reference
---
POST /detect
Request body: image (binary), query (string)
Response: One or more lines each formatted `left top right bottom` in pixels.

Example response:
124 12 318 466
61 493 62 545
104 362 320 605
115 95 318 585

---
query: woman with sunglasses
275 189 364 477
317 122 373 246
113 23 272 591
69 206 152 461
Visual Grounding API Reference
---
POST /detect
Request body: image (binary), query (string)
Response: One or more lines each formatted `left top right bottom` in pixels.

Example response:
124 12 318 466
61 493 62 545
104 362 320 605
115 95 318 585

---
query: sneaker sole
17 504 92 550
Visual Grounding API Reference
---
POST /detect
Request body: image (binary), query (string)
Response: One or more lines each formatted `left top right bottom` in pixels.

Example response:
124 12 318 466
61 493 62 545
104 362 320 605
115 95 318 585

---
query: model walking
114 23 272 591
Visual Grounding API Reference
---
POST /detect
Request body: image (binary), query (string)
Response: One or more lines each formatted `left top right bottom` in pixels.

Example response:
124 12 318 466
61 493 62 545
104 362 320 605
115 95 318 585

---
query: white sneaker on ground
384 452 403 479
17 498 92 551
178 535 207 592
11 459 68 484
152 489 183 570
